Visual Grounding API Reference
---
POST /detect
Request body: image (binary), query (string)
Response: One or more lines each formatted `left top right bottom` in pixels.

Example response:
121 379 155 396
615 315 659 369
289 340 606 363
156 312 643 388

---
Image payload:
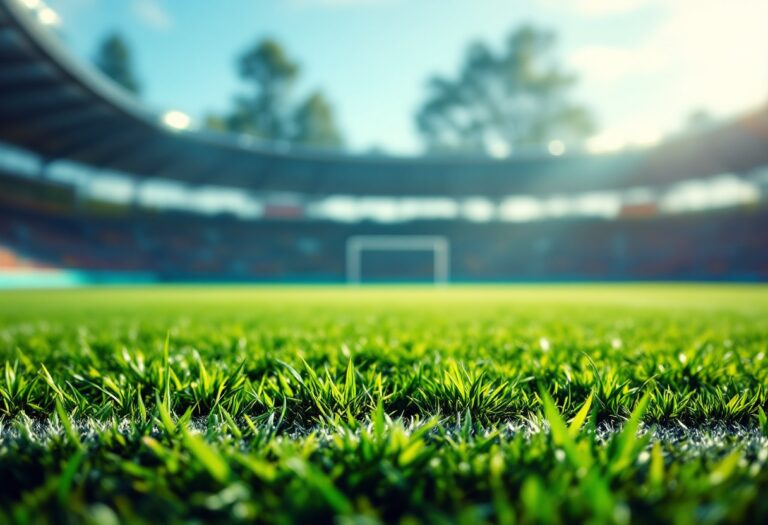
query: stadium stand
2 184 767 282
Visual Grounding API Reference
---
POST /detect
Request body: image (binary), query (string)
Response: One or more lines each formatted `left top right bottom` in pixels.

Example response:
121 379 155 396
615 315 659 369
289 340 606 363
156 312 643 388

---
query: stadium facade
1 0 768 285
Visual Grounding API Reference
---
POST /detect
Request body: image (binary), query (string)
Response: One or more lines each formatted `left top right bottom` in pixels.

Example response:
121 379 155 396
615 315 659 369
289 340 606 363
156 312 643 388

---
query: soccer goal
345 235 450 284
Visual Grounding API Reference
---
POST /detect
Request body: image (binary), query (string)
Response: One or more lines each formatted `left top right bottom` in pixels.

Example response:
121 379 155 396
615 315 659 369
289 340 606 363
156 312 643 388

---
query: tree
415 25 594 155
225 38 299 141
291 91 343 149
94 32 141 95
210 38 344 149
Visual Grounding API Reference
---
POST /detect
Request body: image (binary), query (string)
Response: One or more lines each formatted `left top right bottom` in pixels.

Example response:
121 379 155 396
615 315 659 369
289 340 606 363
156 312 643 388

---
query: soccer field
1 285 767 524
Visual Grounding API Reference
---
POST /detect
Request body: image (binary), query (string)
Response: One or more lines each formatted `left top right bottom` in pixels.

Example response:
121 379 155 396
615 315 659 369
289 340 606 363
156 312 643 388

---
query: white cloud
568 45 663 83
538 0 652 17
571 0 651 16
131 0 172 30
567 0 768 137
649 0 768 116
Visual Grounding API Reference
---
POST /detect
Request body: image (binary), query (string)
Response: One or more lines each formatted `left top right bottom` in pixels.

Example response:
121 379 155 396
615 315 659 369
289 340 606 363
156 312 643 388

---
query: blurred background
1 0 767 287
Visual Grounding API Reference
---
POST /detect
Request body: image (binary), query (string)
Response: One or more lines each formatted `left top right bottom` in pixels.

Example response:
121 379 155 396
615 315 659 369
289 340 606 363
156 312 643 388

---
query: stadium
1 0 768 523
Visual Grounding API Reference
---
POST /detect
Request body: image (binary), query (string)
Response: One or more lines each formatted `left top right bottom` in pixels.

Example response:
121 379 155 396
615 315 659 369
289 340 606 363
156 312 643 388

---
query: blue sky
43 0 768 153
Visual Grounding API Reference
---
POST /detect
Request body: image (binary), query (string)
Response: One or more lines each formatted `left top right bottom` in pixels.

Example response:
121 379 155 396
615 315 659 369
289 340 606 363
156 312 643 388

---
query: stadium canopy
1 0 767 197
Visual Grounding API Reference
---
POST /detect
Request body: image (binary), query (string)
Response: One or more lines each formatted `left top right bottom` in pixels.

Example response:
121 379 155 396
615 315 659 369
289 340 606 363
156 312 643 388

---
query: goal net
345 235 450 284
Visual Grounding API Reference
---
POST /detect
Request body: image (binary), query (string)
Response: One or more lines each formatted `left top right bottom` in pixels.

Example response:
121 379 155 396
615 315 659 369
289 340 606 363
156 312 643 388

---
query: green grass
1 285 767 524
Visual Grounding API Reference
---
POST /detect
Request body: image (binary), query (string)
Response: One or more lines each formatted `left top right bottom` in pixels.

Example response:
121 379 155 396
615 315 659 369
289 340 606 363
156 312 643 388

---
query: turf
0 285 767 524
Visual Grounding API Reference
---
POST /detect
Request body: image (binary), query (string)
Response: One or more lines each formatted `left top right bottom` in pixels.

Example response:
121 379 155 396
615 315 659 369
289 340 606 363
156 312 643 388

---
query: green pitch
1 285 767 524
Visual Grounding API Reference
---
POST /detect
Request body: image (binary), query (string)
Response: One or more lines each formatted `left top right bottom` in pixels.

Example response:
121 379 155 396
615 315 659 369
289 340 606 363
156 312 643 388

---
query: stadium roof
1 0 767 197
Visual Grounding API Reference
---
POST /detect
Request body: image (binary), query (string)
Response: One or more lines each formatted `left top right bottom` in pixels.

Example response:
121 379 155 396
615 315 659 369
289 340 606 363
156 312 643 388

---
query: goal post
346 235 450 285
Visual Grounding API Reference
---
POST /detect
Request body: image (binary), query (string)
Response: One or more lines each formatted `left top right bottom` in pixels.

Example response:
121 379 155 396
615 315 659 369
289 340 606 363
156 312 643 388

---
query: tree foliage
212 38 344 150
415 25 594 155
93 32 141 96
292 91 344 149
226 38 299 140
